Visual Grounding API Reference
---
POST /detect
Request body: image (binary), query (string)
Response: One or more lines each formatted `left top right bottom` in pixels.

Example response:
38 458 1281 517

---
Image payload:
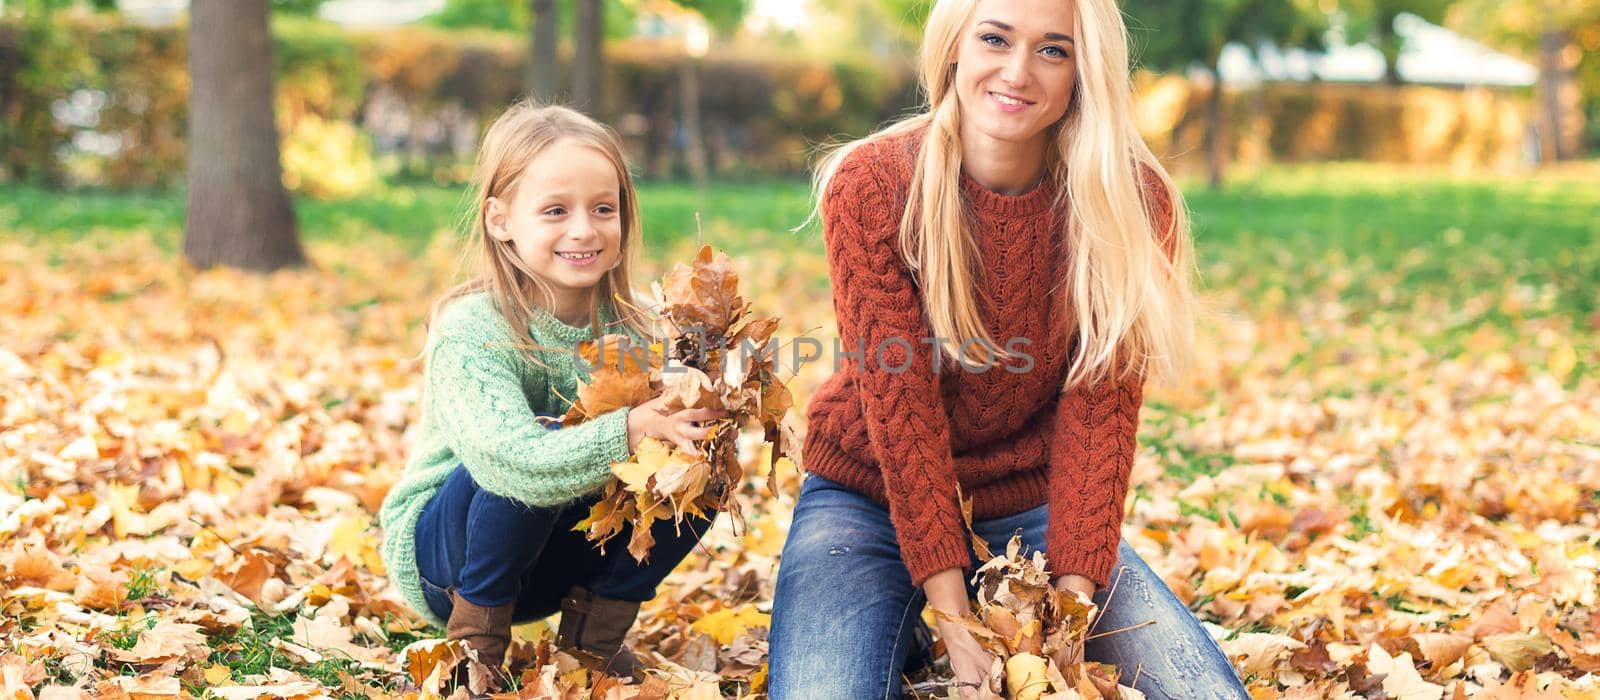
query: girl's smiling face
953 0 1078 150
485 138 624 321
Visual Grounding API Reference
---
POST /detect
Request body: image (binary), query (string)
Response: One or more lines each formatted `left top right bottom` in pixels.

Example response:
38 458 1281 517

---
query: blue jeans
413 463 714 622
768 474 1248 700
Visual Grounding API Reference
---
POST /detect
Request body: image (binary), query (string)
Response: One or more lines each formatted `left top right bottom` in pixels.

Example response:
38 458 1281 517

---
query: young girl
768 0 1249 698
379 102 724 687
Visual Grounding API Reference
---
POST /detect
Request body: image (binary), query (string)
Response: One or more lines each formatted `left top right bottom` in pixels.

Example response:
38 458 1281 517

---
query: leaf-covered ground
2 168 1598 698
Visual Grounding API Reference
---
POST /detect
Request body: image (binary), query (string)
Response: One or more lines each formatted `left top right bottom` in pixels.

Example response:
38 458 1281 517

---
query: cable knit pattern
379 291 639 625
803 128 1174 588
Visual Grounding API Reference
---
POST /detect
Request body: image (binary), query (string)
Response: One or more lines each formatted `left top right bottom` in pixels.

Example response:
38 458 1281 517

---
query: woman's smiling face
952 0 1078 149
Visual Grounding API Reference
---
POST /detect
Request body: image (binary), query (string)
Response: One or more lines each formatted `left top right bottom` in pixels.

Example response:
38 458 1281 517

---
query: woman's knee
1086 542 1248 699
769 601 917 700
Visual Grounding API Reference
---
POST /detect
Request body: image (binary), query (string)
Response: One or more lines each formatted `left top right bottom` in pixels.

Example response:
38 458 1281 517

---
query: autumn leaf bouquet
564 245 799 562
931 534 1143 700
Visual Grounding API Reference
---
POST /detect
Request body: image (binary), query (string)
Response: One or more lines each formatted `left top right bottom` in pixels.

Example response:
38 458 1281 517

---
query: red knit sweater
802 128 1174 589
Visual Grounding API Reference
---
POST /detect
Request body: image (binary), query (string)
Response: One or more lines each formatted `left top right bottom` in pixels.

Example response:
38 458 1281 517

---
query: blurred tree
530 0 559 101
672 0 750 33
5 0 116 12
1136 0 1326 187
184 0 305 270
272 0 325 14
1451 0 1600 160
1338 0 1450 84
427 0 530 28
428 0 637 106
666 0 750 190
812 0 926 50
572 0 602 111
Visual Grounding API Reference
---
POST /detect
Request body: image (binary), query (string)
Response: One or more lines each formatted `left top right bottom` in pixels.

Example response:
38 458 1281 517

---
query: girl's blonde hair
431 101 651 359
811 0 1194 388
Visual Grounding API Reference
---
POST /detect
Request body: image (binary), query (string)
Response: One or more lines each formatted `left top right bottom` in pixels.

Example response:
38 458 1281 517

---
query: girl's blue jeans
767 473 1249 700
413 454 713 622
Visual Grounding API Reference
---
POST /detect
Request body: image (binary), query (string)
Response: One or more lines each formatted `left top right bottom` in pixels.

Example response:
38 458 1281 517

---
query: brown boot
556 586 646 679
445 589 514 693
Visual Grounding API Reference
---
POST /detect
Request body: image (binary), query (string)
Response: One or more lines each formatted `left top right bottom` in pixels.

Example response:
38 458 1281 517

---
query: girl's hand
625 395 728 456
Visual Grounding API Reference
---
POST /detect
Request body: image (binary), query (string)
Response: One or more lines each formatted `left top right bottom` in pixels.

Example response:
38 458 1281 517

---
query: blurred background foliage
0 0 1594 198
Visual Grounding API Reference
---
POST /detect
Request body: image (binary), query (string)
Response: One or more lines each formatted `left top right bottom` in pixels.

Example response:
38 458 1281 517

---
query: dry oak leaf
1221 633 1307 677
105 620 209 666
661 246 744 337
1368 643 1445 700
1537 616 1600 674
564 334 656 424
1411 632 1474 672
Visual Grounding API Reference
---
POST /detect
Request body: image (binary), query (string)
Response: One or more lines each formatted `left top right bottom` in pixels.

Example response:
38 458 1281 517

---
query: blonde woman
768 0 1249 697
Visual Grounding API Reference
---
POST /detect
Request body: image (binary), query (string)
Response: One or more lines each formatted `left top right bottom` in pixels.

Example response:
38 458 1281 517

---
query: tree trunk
1536 27 1566 163
183 0 304 271
1205 64 1225 189
1376 10 1402 86
1532 0 1581 163
528 0 558 102
680 59 707 192
572 0 603 114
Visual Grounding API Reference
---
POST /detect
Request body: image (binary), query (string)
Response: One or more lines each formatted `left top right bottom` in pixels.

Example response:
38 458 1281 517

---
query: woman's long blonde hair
811 0 1194 388
430 101 651 360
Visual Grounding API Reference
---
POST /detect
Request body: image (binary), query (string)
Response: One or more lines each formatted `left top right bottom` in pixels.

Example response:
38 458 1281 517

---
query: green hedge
0 13 919 191
0 12 1554 194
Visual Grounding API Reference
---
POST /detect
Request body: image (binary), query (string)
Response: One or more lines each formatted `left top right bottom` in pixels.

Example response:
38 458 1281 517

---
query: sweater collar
959 168 1058 218
528 301 614 346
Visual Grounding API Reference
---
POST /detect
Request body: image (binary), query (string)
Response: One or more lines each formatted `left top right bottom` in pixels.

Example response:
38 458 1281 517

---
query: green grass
201 608 386 697
0 178 819 256
1183 163 1600 322
3 163 1596 319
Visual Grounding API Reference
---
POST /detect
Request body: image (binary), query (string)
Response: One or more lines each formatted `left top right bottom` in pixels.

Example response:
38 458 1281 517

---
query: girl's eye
596 204 616 215
981 33 1007 48
543 207 566 217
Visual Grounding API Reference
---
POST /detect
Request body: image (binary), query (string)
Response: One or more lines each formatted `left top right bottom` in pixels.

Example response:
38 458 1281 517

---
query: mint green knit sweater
379 291 638 625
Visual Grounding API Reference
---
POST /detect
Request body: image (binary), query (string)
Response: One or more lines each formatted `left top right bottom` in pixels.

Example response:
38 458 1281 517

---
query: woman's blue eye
981 34 1007 47
1041 45 1068 59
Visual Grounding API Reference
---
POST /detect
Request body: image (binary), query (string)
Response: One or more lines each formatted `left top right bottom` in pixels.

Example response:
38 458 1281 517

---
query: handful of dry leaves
564 245 799 562
931 534 1144 700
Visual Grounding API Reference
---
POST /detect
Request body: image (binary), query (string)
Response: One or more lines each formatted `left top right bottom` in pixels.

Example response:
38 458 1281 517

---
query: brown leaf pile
2 227 1598 698
570 245 801 563
928 536 1134 700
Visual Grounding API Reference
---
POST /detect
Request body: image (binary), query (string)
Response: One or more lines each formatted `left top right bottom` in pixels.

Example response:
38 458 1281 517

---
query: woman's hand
625 395 728 455
924 568 1001 699
1051 574 1097 666
1055 573 1095 599
939 617 1002 699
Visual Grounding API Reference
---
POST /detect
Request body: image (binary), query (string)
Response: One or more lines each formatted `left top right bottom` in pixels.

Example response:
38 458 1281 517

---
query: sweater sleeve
1045 165 1176 588
427 337 632 507
822 152 972 587
1046 374 1145 588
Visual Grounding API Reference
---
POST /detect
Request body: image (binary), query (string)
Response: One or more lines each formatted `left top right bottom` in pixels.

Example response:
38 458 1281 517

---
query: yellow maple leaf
328 515 369 563
202 663 232 685
106 482 144 539
613 437 674 492
741 517 785 558
691 606 771 646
